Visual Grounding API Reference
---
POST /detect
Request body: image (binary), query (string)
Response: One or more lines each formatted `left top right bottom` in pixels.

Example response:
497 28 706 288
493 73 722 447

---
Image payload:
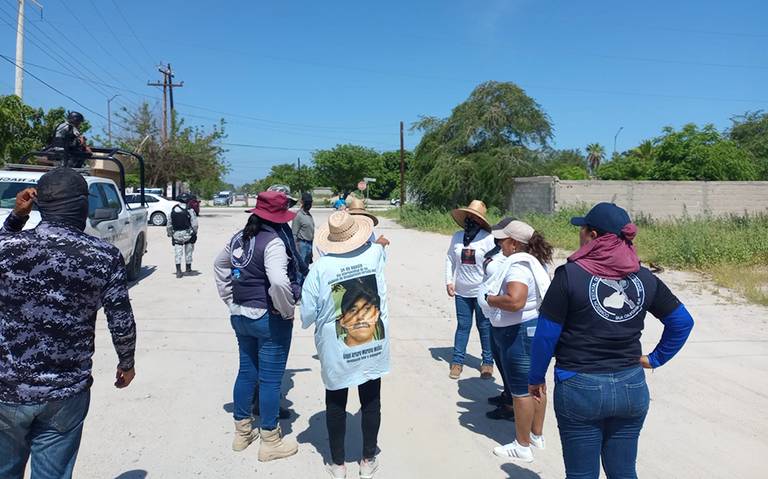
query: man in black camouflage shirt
0 168 137 479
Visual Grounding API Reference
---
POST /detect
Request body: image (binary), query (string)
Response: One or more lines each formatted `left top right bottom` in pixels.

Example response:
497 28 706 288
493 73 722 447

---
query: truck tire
150 211 166 226
127 235 144 281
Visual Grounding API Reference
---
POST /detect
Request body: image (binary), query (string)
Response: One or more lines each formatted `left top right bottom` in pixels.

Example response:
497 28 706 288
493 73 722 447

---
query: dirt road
76 209 768 478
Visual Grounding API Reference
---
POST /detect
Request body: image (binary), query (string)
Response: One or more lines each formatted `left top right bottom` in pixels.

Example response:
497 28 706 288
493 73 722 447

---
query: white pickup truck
0 169 149 281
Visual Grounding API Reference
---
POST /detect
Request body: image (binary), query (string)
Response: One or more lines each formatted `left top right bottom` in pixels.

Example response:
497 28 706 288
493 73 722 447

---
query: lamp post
107 94 120 144
613 126 624 156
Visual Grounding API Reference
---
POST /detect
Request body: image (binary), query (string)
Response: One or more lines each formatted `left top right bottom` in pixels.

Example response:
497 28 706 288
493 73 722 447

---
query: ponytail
524 232 554 266
241 214 262 243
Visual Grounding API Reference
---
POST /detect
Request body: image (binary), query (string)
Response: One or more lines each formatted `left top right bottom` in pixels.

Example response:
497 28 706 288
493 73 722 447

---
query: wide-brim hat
316 211 374 255
451 200 491 231
346 197 379 226
246 191 296 223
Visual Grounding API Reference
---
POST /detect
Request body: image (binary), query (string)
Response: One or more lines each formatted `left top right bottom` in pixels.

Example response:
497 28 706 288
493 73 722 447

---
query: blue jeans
492 319 537 397
296 239 313 285
490 327 510 398
453 295 493 366
230 313 293 430
0 390 90 479
554 367 650 479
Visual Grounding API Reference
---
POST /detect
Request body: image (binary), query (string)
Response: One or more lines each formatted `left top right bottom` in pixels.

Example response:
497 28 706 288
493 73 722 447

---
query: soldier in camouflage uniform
0 168 137 479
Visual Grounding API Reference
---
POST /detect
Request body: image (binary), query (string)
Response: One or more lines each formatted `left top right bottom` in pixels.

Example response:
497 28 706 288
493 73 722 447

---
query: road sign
363 177 377 183
358 180 367 191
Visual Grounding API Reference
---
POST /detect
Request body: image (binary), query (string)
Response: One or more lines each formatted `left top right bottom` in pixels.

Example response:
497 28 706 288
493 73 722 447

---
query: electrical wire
0 53 130 130
86 0 154 79
109 0 156 67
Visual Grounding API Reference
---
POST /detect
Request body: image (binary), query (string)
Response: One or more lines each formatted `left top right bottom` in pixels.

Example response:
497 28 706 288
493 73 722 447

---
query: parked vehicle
213 191 233 206
390 198 401 206
126 193 180 226
0 148 149 281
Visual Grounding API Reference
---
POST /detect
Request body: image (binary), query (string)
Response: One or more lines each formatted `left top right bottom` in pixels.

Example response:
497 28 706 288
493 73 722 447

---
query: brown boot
481 364 494 380
449 363 463 380
258 425 298 462
232 418 258 452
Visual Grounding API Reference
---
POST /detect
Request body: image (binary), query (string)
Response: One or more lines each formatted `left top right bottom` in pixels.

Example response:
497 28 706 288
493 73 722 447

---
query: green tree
598 140 655 180
114 102 229 195
729 111 768 179
252 162 316 194
586 143 606 176
0 95 88 164
410 81 552 208
653 124 756 180
313 144 382 195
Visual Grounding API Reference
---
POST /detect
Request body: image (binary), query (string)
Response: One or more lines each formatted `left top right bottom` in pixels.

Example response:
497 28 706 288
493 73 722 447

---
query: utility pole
613 126 624 156
147 63 183 143
399 121 405 209
107 94 120 144
297 157 302 194
14 0 43 99
148 64 183 197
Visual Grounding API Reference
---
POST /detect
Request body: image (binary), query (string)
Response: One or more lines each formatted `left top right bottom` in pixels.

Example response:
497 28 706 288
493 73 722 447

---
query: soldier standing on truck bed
47 111 92 168
167 199 199 278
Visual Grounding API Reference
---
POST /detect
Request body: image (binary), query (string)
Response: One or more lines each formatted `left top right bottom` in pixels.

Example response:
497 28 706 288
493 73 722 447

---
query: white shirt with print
300 243 389 391
445 230 495 298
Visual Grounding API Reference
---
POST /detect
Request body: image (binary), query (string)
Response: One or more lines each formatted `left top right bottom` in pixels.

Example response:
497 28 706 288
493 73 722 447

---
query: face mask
463 218 481 246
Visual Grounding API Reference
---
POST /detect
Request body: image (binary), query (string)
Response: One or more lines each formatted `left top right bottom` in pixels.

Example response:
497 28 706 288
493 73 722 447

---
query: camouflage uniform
0 213 136 404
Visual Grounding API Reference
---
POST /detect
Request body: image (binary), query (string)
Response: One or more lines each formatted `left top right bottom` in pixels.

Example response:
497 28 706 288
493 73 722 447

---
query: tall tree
729 111 768 179
586 143 606 177
313 144 382 195
410 81 552 208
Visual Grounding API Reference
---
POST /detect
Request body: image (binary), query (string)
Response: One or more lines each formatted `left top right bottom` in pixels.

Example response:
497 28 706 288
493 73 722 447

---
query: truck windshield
0 181 37 210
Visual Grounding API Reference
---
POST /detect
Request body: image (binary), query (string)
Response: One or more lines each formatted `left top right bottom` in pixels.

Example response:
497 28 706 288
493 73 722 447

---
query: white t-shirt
493 263 540 327
445 230 495 298
300 243 389 391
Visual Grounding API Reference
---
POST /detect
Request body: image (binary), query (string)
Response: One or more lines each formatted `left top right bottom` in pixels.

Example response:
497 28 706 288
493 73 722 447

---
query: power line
109 0 156 66
0 53 130 130
86 0 152 78
55 0 147 85
223 143 315 152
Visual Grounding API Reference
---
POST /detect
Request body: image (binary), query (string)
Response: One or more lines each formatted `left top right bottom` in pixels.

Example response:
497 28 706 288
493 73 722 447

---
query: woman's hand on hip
446 284 456 297
639 355 653 369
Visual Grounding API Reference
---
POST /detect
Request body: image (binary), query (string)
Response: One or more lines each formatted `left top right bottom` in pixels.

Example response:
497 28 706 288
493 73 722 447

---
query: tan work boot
232 418 259 452
481 364 494 380
258 425 298 462
449 363 463 380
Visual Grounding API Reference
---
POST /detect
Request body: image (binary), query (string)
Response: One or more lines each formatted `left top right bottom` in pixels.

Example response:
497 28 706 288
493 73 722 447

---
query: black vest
171 206 192 231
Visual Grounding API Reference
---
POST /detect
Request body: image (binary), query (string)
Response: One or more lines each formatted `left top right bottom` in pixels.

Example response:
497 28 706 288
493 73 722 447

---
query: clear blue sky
1 0 766 185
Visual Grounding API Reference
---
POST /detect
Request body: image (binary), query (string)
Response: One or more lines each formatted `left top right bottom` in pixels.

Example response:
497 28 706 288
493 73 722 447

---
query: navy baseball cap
570 203 631 236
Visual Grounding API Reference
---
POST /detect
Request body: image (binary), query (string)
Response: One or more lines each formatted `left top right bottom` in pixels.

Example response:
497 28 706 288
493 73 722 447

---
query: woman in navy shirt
528 203 694 479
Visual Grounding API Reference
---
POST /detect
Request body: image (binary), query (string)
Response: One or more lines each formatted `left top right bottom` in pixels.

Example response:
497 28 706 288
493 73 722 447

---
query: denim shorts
493 319 537 397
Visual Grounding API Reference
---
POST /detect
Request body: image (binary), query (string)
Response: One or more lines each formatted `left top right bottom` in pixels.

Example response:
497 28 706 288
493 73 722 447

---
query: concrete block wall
508 176 556 215
510 177 768 218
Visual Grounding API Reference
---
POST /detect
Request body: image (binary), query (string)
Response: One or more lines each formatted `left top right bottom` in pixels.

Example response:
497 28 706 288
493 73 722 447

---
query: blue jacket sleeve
528 314 562 385
648 303 694 368
1 212 28 235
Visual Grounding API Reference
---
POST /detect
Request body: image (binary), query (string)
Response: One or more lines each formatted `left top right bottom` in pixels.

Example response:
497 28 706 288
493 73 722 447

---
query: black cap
67 111 84 125
491 216 517 231
37 167 88 202
301 192 313 203
571 202 631 236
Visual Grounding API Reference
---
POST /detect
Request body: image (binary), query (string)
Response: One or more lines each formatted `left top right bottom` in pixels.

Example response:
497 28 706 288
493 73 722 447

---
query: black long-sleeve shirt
0 213 136 404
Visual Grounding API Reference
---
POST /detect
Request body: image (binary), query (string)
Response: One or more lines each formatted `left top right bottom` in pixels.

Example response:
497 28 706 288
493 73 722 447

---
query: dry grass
709 265 768 306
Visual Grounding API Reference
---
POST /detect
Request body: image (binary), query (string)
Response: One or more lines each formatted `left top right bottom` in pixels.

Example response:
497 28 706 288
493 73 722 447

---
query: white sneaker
360 457 379 478
493 440 534 463
327 463 346 478
530 433 546 450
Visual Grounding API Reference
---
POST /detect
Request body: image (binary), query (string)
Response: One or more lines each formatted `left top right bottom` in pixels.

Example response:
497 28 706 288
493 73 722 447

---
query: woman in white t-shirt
445 201 496 380
484 220 553 463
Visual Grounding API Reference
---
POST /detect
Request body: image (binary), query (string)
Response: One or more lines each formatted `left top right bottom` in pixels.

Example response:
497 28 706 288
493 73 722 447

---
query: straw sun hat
346 197 379 226
316 211 375 254
451 200 491 231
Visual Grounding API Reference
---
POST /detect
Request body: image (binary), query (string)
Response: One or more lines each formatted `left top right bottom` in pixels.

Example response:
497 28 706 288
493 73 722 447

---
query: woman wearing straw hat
347 197 379 241
478 220 553 463
445 200 496 380
301 211 390 479
213 191 301 462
